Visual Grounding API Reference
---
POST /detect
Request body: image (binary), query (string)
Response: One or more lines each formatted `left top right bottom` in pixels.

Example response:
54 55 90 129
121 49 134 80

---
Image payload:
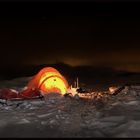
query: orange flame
27 67 68 95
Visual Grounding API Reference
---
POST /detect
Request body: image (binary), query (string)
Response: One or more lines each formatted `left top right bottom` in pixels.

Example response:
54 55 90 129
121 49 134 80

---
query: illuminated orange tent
27 67 69 95
0 67 69 100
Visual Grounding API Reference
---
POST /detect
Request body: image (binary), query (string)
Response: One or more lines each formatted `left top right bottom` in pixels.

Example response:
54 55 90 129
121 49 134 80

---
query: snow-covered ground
0 77 139 137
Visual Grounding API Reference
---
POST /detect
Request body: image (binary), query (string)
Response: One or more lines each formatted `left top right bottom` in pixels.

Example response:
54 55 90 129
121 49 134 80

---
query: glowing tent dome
27 67 69 95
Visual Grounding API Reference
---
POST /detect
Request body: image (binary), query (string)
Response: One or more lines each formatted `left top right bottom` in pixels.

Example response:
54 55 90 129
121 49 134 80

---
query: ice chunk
10 89 18 94
0 99 6 104
18 118 30 124
37 112 54 118
49 119 59 126
123 101 139 106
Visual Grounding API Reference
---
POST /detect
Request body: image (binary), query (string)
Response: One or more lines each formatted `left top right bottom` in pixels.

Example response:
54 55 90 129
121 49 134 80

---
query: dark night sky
0 0 140 75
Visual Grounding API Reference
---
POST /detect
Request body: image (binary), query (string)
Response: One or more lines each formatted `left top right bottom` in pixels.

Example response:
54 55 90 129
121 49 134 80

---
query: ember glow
28 67 69 95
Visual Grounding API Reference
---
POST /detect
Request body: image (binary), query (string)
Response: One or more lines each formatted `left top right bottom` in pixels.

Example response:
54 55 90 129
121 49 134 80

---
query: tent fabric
0 67 68 100
27 67 69 95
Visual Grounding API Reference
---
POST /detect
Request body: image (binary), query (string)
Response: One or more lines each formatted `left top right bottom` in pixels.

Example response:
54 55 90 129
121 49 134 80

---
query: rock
49 100 55 104
49 119 59 126
18 118 30 124
9 89 18 94
37 112 54 118
3 106 13 110
6 100 15 106
56 115 59 119
29 106 39 110
30 100 45 106
59 114 66 120
121 86 129 94
126 90 137 96
111 102 121 106
41 121 48 125
58 110 61 114
27 113 35 116
123 100 139 106
0 99 7 105
17 101 32 109
0 104 3 108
